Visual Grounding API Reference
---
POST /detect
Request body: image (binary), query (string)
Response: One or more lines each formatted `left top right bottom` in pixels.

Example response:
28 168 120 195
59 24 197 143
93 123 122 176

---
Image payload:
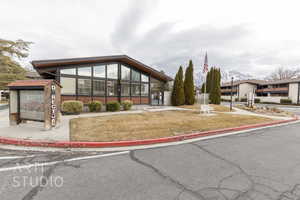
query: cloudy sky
1 0 300 79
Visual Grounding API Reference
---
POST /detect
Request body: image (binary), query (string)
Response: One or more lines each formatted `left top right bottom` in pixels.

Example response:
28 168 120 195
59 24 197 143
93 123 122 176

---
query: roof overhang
32 55 173 82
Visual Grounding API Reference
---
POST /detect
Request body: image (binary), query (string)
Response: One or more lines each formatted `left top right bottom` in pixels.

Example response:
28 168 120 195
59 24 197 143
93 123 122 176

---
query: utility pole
230 77 233 111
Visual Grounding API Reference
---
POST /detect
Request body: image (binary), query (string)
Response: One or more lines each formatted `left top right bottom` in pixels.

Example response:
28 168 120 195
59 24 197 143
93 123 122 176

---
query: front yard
70 110 273 142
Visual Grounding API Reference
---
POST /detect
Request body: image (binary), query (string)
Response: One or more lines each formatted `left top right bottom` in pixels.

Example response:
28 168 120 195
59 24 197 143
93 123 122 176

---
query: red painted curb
0 118 298 148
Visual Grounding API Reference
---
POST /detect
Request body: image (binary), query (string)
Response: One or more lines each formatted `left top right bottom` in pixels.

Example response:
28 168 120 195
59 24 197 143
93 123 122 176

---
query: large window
131 83 140 96
94 65 106 78
121 65 130 80
107 80 118 96
131 70 140 82
141 83 149 96
78 79 91 95
121 82 130 96
61 77 76 95
78 67 91 76
93 80 105 96
107 64 118 79
61 68 76 75
141 74 149 82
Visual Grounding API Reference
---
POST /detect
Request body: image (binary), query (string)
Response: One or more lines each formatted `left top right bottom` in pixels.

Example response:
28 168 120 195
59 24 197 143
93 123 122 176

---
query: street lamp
230 77 234 111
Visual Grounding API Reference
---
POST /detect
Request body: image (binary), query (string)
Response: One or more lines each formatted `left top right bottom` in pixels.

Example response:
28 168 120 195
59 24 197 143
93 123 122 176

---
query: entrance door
151 91 163 105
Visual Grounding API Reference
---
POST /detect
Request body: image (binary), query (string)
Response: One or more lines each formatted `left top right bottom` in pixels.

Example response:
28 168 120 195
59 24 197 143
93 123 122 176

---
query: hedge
87 101 102 112
62 100 83 114
240 98 247 102
280 99 292 104
122 100 133 111
106 101 120 112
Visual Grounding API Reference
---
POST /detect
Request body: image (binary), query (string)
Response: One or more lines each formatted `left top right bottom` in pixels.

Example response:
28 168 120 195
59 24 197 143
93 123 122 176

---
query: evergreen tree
209 67 221 104
177 66 185 105
171 72 179 106
201 83 205 93
184 60 195 105
0 39 32 89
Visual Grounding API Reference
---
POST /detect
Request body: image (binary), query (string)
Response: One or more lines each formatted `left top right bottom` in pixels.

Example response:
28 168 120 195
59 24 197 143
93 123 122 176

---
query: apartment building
221 79 300 104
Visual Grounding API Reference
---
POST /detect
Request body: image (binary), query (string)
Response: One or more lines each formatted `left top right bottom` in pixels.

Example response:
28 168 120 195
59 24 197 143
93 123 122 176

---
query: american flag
203 52 208 74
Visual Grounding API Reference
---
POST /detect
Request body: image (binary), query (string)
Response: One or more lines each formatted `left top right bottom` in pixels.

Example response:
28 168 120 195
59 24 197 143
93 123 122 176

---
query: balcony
256 87 288 93
221 88 237 93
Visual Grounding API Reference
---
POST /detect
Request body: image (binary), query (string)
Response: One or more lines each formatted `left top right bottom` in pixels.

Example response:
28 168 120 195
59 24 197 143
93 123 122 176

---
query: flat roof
32 55 173 82
221 78 300 87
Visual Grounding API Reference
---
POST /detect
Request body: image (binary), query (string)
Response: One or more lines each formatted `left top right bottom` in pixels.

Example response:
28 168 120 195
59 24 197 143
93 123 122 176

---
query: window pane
107 80 118 96
131 83 140 96
107 64 118 79
131 70 140 82
94 65 106 78
121 65 130 80
61 77 76 95
141 74 149 82
141 83 149 96
78 79 91 95
121 82 130 96
93 80 105 96
78 67 91 76
61 68 76 75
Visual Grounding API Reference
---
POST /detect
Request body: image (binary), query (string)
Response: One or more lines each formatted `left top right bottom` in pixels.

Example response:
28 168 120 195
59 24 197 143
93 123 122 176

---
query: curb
0 118 298 148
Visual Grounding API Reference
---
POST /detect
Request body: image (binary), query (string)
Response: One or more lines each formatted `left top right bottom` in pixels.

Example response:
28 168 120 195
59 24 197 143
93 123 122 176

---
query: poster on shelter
20 90 44 121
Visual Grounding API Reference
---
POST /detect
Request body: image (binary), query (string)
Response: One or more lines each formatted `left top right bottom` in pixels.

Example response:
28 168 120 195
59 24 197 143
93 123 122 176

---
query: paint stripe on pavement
0 151 129 173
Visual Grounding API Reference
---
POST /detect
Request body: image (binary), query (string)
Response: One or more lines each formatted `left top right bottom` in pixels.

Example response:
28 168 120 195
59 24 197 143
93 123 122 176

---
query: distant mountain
194 69 255 86
221 70 254 83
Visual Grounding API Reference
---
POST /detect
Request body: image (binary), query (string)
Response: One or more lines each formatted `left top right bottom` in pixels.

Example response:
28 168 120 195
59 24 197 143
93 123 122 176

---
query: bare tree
265 67 300 80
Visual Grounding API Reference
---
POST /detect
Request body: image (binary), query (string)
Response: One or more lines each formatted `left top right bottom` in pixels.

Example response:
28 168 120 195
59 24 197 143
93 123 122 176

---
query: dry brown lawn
70 110 273 142
179 104 231 112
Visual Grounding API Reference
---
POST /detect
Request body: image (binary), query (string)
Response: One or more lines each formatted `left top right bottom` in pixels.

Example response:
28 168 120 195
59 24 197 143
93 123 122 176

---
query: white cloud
1 0 300 78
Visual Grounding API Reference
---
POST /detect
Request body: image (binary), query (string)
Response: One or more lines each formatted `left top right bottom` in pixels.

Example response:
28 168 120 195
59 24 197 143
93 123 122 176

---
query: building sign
50 84 56 127
20 90 44 121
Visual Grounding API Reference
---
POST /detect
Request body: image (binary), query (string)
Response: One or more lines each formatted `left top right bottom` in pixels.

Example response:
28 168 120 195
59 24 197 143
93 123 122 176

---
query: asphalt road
0 121 299 200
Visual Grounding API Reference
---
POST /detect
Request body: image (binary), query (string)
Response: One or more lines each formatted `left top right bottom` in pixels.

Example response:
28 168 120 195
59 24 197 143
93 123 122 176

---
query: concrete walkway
226 107 293 120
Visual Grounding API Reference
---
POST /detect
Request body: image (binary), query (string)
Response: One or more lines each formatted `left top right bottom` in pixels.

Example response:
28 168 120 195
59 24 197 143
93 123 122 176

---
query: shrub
61 100 83 114
221 98 231 102
254 98 260 103
280 99 292 104
240 98 247 102
261 101 275 104
106 101 120 112
122 100 133 111
88 101 102 112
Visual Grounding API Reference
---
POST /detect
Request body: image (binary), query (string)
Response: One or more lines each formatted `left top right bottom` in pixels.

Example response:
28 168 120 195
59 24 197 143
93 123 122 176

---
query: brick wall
92 97 105 104
106 97 118 103
141 97 149 104
131 97 140 104
61 95 76 102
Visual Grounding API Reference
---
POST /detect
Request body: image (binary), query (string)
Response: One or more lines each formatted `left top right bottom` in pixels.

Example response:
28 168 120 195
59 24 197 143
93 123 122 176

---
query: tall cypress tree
215 68 221 104
171 71 179 106
209 67 221 104
184 60 195 105
177 66 185 105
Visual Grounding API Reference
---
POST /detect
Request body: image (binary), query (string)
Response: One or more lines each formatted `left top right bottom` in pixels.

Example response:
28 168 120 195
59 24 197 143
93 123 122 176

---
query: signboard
50 84 56 127
20 90 44 121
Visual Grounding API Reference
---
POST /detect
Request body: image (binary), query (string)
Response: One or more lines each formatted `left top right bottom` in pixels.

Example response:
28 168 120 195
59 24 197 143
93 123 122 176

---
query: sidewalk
224 107 292 120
